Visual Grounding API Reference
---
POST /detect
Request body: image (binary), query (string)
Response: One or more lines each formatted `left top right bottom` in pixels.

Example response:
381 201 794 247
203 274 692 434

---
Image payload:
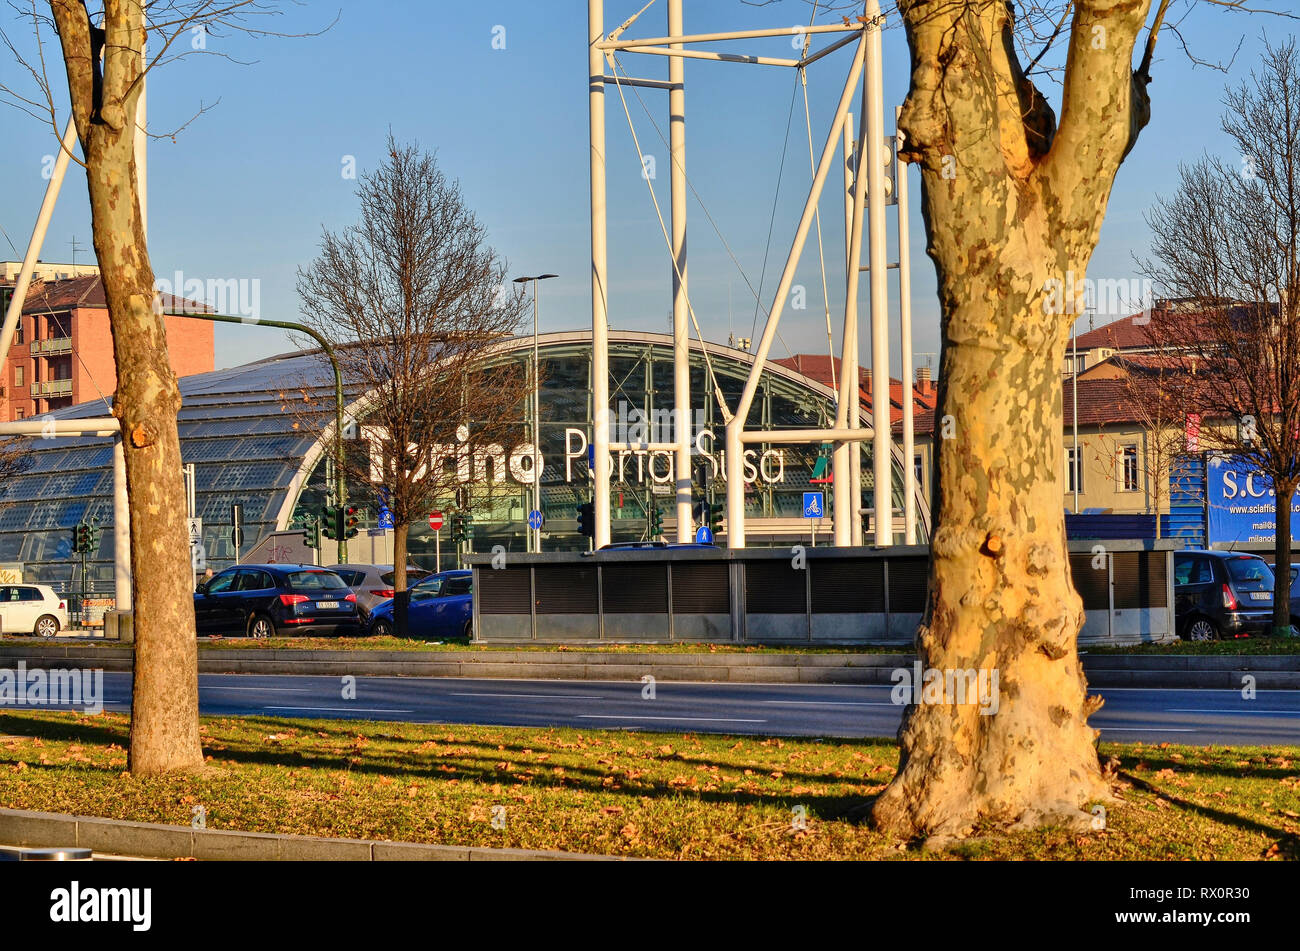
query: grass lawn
0 711 1295 860
1085 639 1300 656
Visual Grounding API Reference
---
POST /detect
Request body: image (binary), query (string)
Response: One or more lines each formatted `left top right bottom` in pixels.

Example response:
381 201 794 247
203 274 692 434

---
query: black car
1172 550 1276 641
195 564 361 638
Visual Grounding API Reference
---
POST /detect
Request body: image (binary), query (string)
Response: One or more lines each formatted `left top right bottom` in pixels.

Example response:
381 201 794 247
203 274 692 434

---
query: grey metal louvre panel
670 563 729 613
1112 551 1167 609
811 560 882 613
478 567 532 615
602 564 668 614
887 557 929 613
1069 552 1110 610
534 565 598 614
745 561 806 613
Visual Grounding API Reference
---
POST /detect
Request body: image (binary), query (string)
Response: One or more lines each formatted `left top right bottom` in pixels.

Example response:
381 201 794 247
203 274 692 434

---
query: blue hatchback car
367 570 473 640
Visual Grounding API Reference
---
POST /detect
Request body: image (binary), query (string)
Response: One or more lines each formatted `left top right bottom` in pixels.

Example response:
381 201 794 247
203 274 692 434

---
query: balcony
31 379 72 397
30 337 72 355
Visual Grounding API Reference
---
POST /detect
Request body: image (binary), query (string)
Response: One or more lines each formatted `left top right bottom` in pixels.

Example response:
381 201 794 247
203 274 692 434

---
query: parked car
327 563 431 618
0 584 68 637
1172 550 1276 641
367 570 473 640
194 564 360 638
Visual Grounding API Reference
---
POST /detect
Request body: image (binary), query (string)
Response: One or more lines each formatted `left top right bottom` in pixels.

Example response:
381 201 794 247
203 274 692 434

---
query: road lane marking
448 692 604 701
579 715 765 723
264 705 413 714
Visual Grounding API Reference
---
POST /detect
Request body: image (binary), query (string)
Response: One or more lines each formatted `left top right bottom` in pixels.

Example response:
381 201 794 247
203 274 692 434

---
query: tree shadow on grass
0 712 125 747
0 711 887 824
1120 769 1300 858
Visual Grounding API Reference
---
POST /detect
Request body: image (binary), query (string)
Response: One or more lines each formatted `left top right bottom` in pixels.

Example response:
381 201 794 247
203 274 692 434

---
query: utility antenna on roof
69 235 85 266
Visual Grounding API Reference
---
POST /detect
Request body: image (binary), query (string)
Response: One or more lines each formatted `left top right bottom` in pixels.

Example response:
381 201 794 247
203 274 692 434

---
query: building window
1065 446 1084 495
14 319 23 345
13 365 22 387
913 453 924 490
14 407 23 420
1119 445 1140 492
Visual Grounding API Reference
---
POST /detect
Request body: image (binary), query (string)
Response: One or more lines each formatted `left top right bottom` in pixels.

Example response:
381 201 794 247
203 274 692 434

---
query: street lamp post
513 274 558 553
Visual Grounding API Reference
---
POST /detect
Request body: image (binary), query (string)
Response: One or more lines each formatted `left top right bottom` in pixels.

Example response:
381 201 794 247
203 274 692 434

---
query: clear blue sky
0 1 1288 374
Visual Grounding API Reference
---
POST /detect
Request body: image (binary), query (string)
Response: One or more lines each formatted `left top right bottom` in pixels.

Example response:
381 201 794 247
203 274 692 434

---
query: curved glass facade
1 331 928 595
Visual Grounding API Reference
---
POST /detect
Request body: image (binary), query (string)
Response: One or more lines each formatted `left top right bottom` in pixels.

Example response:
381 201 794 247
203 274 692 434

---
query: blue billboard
1205 454 1300 546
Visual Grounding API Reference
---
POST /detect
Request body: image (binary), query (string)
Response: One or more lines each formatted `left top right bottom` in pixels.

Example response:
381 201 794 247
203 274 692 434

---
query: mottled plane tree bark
0 0 318 774
869 0 1294 844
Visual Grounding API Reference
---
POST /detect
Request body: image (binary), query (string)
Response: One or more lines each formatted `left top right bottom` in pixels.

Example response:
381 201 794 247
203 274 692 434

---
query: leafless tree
1089 357 1201 538
1137 39 1300 634
296 137 531 636
0 0 322 775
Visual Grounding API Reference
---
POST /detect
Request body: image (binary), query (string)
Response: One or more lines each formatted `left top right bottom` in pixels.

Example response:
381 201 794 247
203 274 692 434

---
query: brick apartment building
0 264 214 420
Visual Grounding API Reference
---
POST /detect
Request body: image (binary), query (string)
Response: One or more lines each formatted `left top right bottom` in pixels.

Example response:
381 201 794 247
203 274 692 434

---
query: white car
0 584 69 637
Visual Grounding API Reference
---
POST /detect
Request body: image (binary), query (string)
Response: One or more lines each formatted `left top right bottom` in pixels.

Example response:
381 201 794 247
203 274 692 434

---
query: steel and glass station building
0 330 930 596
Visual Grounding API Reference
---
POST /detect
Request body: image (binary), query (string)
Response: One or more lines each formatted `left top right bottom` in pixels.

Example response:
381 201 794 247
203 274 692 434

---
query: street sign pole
428 511 444 572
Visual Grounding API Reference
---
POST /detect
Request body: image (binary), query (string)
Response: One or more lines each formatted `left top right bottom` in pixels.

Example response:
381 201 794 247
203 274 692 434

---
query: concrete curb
0 643 1296 687
0 807 624 862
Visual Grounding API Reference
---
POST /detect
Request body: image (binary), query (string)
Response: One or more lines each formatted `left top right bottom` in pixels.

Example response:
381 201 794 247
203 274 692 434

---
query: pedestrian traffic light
577 501 595 539
649 504 663 538
302 517 321 550
321 505 338 540
342 504 360 539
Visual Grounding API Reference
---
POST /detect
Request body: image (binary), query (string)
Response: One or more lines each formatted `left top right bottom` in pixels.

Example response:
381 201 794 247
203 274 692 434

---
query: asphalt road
6 672 1299 745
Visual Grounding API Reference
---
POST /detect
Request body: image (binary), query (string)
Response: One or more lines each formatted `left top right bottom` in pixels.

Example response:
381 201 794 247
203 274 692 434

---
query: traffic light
302 517 321 550
649 504 663 538
72 523 89 553
88 523 101 550
342 504 360 539
450 513 466 543
321 505 338 540
577 501 595 539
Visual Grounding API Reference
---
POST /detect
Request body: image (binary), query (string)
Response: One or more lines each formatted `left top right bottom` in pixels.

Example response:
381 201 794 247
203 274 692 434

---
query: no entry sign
428 511 444 531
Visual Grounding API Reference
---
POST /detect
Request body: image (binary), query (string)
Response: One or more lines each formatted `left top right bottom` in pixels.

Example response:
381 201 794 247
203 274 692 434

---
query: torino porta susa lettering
360 422 789 488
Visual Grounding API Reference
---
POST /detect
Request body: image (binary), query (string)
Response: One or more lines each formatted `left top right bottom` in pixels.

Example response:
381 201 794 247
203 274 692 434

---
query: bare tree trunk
872 276 1112 843
392 526 410 638
869 0 1153 843
1275 485 1294 635
53 3 203 774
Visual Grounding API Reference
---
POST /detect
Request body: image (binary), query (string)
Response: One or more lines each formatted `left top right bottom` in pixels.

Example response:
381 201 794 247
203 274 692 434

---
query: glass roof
3 332 925 591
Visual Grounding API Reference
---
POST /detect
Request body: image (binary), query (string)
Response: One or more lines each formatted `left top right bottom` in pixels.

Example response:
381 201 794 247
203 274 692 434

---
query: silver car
326 564 431 618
